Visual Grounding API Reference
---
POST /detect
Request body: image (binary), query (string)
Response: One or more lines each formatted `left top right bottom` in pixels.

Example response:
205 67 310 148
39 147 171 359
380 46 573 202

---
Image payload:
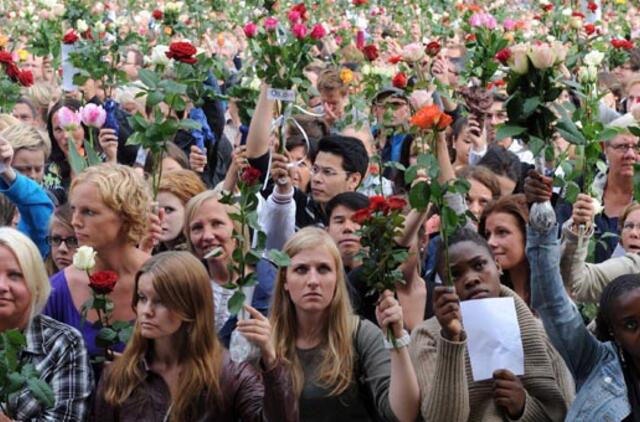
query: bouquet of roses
0 50 34 112
607 37 634 71
74 246 133 363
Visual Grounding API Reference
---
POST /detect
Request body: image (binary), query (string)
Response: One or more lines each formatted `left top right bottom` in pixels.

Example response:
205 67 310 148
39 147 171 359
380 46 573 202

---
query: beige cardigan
559 218 640 303
409 286 575 422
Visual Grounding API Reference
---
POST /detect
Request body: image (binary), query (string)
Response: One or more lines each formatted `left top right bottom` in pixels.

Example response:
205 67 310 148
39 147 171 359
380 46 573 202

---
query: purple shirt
43 270 126 358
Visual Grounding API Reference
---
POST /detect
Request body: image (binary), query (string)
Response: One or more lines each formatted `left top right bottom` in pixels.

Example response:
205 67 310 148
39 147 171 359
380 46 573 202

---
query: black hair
46 98 86 187
325 192 369 224
287 136 318 158
595 274 640 342
16 97 37 118
313 135 369 181
478 146 521 183
434 227 494 280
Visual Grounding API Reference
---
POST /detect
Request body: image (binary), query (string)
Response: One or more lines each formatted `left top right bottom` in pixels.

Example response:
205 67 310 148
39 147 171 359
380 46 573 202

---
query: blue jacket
527 225 631 421
0 173 53 258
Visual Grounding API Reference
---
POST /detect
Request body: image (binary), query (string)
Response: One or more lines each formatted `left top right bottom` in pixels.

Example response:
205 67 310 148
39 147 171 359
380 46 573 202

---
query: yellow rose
0 34 8 49
17 49 29 62
164 26 173 36
340 68 353 85
615 0 626 4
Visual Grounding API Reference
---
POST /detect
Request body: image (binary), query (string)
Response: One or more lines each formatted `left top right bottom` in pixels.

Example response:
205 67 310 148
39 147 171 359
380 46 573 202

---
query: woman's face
136 273 182 340
448 240 501 301
52 111 85 157
289 146 311 193
188 198 236 264
609 287 640 364
620 209 640 253
70 182 127 250
285 245 338 314
466 179 493 222
484 212 525 271
157 191 185 243
0 245 32 330
49 220 78 270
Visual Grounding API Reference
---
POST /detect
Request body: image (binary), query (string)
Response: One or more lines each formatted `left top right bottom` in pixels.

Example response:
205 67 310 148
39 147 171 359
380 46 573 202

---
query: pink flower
470 12 497 30
243 22 258 38
264 17 278 31
356 30 365 50
503 18 517 31
292 23 307 39
57 106 82 131
409 90 433 109
79 103 106 128
335 35 343 45
288 10 301 25
310 24 326 40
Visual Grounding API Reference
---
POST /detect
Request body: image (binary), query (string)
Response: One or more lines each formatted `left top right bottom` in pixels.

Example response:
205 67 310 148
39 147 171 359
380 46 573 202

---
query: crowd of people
1 0 640 420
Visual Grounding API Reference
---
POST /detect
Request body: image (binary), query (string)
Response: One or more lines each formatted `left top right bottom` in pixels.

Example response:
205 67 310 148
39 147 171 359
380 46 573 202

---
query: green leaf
96 327 117 342
138 68 159 89
522 97 541 117
68 139 87 174
26 378 55 408
564 181 580 204
179 118 202 131
628 126 640 137
268 249 291 267
227 291 246 315
600 127 622 141
84 140 103 166
409 181 431 211
495 125 526 142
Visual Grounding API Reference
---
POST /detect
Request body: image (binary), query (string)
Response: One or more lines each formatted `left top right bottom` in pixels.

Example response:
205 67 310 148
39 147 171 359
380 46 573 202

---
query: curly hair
595 274 640 342
71 163 151 244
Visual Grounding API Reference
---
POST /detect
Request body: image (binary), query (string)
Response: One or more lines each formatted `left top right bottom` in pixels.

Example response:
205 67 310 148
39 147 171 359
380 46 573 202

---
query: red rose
465 33 477 42
243 22 258 38
82 30 93 40
352 208 372 225
165 41 198 64
152 9 163 20
352 0 367 5
494 47 511 64
425 41 441 57
612 38 634 49
291 3 308 21
587 1 597 12
572 11 585 18
240 166 262 186
392 72 408 89
89 271 118 295
63 30 79 44
388 55 402 64
369 195 388 213
0 51 13 65
542 4 553 12
310 24 326 40
387 196 407 211
584 24 596 35
17 70 33 87
5 63 19 81
362 44 379 61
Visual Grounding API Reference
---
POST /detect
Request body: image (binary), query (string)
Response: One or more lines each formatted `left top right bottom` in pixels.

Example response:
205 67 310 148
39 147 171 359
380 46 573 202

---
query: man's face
374 96 410 127
604 134 640 178
122 51 140 81
311 152 360 204
488 101 509 146
614 63 635 85
627 83 640 108
326 205 362 261
12 148 45 184
12 103 35 126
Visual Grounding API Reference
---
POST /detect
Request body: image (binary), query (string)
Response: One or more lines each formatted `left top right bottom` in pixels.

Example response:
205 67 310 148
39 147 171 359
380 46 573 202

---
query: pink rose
409 90 433 110
503 18 517 31
79 103 106 128
402 42 425 63
292 23 307 39
288 10 301 25
243 22 258 38
470 12 497 30
57 106 82 131
264 17 278 31
356 30 365 50
310 24 326 40
528 43 556 69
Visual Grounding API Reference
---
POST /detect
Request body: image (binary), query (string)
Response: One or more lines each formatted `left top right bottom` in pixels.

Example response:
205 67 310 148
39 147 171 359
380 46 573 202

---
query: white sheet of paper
460 297 524 381
61 43 79 92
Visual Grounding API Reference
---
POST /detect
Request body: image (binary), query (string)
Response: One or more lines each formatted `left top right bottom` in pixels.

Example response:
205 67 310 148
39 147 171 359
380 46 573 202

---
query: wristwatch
383 330 411 350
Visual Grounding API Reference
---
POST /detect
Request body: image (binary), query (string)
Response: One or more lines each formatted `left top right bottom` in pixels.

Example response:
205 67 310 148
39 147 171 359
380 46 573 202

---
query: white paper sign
267 88 296 102
460 297 524 381
61 43 79 92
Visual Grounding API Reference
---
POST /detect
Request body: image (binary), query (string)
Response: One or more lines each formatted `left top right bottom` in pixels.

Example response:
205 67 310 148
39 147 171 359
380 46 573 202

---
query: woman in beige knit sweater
409 228 575 422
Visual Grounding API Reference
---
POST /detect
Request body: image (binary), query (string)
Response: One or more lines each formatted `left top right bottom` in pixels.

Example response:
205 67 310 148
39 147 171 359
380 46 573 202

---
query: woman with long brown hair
93 251 297 421
269 227 419 422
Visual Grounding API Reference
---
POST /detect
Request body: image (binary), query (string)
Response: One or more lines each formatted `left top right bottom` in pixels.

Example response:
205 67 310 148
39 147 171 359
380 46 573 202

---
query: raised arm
246 84 275 159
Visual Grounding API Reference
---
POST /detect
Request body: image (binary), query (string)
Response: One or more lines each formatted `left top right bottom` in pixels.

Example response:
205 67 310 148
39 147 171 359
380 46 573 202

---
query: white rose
569 16 582 29
528 43 556 69
40 0 56 8
578 66 597 83
551 41 568 64
584 50 605 67
402 42 425 63
51 3 65 16
591 197 604 215
562 8 573 16
149 45 171 66
115 16 128 28
509 44 530 74
73 246 97 271
95 21 106 33
76 19 88 33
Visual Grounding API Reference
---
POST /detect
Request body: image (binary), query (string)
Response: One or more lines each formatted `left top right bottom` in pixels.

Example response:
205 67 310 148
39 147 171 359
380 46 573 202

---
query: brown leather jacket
91 352 298 421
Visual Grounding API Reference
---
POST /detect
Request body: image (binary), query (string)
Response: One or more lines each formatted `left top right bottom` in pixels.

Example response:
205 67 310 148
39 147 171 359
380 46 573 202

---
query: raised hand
433 285 463 342
375 289 405 338
236 305 277 370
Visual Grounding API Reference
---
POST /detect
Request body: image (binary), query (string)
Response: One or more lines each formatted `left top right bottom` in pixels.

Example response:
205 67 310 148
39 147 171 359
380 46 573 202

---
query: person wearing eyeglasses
45 203 78 276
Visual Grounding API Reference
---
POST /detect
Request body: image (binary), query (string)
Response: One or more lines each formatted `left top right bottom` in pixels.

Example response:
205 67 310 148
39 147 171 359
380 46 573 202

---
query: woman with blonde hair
268 227 420 421
93 251 297 421
0 227 92 421
184 190 276 339
44 163 152 359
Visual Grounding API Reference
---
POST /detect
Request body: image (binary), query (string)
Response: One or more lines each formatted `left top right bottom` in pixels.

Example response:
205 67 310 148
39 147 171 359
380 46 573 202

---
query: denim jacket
527 224 631 421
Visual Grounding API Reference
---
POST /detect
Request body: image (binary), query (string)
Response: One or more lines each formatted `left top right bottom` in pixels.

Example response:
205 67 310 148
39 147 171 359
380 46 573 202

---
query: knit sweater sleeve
409 318 469 422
